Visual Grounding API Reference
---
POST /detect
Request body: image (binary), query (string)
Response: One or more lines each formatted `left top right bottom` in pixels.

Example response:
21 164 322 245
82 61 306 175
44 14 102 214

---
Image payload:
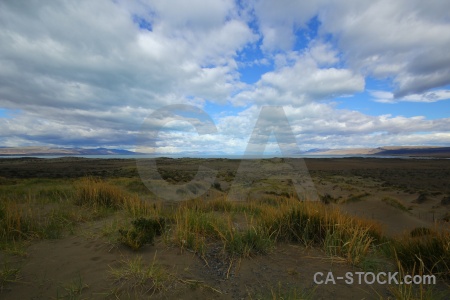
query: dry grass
158 197 383 264
1 175 448 284
74 177 161 218
0 261 21 291
74 177 128 209
257 198 382 265
382 196 409 212
390 229 450 278
388 252 446 300
109 255 171 297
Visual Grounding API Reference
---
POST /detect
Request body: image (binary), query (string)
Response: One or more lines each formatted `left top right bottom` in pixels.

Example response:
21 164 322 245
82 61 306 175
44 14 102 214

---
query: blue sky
1 0 450 154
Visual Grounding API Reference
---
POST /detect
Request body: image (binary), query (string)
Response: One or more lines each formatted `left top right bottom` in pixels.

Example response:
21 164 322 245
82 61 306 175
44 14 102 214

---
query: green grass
118 217 166 250
391 230 450 278
258 199 382 265
339 192 370 204
0 261 21 291
56 273 89 300
221 225 274 257
388 255 448 300
382 196 409 212
74 177 128 209
109 255 171 296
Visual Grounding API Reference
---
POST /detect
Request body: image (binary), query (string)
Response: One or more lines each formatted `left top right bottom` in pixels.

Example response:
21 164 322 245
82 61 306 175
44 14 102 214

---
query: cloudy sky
1 0 450 155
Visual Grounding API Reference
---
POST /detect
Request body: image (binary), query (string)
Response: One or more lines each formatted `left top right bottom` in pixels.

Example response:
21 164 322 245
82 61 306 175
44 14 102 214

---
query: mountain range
304 146 450 157
1 146 450 158
0 147 135 156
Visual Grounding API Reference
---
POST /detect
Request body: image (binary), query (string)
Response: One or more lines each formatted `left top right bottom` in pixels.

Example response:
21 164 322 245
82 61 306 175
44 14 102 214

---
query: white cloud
319 0 450 97
251 0 450 97
0 0 258 148
308 41 339 66
371 89 450 103
149 0 235 31
253 0 324 52
1 0 450 152
232 47 364 106
212 103 450 151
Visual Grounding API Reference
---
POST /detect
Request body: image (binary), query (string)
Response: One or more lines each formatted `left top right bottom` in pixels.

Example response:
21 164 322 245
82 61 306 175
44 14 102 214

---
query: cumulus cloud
213 104 450 152
232 44 364 106
371 89 450 103
0 0 256 148
319 0 450 97
251 0 450 97
253 0 323 52
1 0 450 152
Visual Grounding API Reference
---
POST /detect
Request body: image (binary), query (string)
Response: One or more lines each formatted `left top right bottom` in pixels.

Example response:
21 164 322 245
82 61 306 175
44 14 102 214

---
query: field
0 157 449 299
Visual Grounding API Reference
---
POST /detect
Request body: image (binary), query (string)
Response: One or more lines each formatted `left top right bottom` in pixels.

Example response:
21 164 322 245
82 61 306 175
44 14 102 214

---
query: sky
1 0 450 155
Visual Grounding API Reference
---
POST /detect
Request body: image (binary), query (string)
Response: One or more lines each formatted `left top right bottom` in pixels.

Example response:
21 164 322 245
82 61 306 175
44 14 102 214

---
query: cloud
232 44 364 106
251 0 450 97
371 89 450 103
0 0 257 148
318 0 450 97
253 0 323 52
213 104 450 151
1 0 450 152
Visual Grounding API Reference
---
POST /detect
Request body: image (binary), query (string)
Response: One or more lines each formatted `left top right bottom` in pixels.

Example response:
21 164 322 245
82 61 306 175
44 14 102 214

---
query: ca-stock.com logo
136 104 319 202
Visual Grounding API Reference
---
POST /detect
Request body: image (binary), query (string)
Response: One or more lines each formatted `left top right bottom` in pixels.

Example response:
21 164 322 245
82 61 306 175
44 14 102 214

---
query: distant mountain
0 147 136 156
1 146 450 158
307 146 450 157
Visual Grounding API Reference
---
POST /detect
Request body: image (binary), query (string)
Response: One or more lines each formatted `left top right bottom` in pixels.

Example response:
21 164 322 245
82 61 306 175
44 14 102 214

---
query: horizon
2 145 450 161
1 1 450 155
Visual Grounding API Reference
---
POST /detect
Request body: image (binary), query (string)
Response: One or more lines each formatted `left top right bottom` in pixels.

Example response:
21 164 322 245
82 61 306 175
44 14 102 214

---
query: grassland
0 157 449 299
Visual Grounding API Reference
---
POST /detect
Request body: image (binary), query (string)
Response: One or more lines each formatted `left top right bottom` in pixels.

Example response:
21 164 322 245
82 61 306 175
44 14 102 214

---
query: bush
393 231 450 278
119 217 166 250
443 212 450 222
213 182 222 191
410 227 431 237
224 227 273 257
320 193 335 204
441 196 450 205
414 193 427 204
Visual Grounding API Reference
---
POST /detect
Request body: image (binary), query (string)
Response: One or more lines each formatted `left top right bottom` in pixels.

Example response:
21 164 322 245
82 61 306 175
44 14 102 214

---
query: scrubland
0 157 449 299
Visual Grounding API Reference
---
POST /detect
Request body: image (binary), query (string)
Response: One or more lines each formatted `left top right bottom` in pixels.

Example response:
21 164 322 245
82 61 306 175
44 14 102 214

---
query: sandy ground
1 225 393 299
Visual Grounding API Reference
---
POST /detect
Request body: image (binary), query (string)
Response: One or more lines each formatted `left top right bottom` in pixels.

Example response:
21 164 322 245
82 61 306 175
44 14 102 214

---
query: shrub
443 212 450 222
382 197 408 212
441 196 450 206
414 193 428 204
213 182 222 191
320 193 335 204
259 200 382 265
119 217 166 250
410 227 431 237
223 226 273 257
393 230 450 278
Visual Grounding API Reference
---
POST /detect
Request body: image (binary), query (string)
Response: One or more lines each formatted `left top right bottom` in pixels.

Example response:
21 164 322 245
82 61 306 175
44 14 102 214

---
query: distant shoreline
0 154 448 160
2 146 450 159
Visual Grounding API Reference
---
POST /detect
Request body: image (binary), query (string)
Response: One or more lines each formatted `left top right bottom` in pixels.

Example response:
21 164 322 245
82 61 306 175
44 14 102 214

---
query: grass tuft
74 177 127 209
0 261 21 291
382 196 408 212
391 230 450 278
118 217 166 250
109 255 170 296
